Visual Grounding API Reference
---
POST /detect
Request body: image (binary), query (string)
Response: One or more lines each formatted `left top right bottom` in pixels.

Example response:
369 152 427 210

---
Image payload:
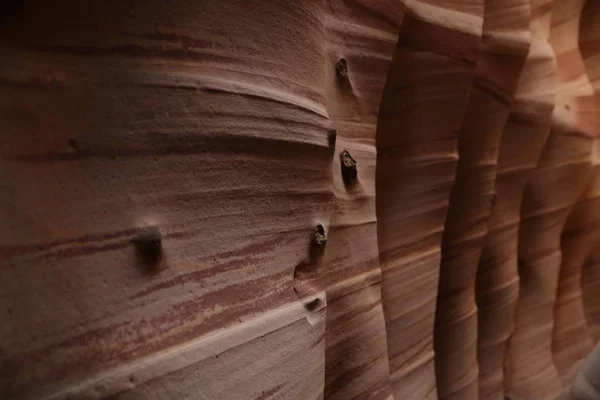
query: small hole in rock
304 297 323 312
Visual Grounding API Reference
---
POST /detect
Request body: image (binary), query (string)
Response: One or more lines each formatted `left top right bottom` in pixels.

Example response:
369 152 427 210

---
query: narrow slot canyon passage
2 1 600 399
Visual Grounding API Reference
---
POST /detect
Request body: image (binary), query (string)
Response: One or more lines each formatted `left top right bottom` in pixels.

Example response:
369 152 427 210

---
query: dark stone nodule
336 58 348 77
133 228 162 265
310 224 327 260
340 150 357 185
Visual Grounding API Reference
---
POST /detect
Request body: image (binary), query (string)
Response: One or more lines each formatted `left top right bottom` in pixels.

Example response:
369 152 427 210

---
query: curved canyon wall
434 0 530 398
579 0 600 346
505 0 598 398
1 1 600 400
376 0 483 398
477 1 557 399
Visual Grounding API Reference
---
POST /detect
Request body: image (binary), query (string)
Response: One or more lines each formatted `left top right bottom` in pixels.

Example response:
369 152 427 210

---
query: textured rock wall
477 1 557 399
505 0 597 398
579 0 600 347
376 0 483 398
1 1 600 400
434 0 530 398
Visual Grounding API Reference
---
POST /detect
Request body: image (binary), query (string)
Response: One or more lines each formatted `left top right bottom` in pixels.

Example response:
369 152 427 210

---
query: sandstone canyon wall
1 1 600 400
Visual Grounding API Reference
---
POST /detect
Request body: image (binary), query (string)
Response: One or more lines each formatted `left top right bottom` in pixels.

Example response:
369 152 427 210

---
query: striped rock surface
477 1 557 399
307 1 403 399
506 0 598 399
2 1 600 400
552 3 600 382
433 0 530 398
1 1 333 398
376 0 483 398
579 0 600 345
